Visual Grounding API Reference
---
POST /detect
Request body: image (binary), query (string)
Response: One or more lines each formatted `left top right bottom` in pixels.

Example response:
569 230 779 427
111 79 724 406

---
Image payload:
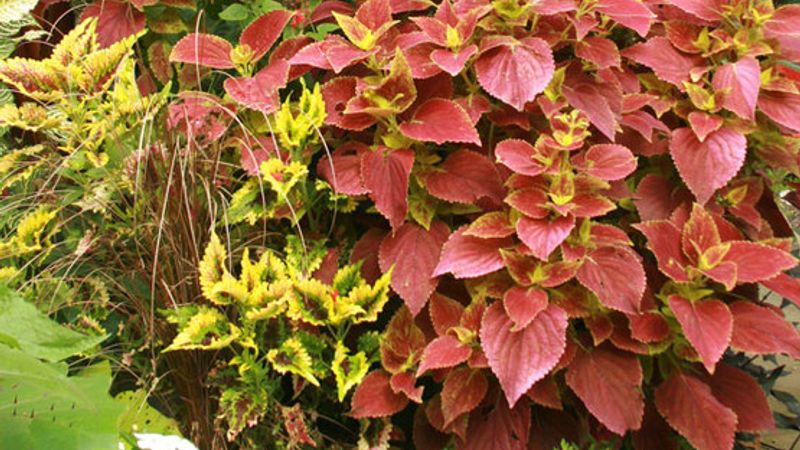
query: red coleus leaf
681 203 721 262
390 372 424 403
240 137 278 177
361 147 414 231
506 187 549 219
561 71 620 141
670 127 746 205
757 90 800 134
441 368 488 427
495 139 548 177
503 286 548 331
379 221 450 315
399 98 480 145
761 273 800 308
634 221 690 282
586 315 614 345
633 402 679 450
317 141 369 195
289 35 370 73
623 110 671 143
413 407 450 450
354 0 393 29
462 397 531 450
81 0 145 48
595 0 654 37
239 10 294 62
464 212 515 238
429 293 464 336
475 36 555 111
350 228 387 283
628 312 670 343
350 370 409 418
416 335 472 376
381 307 427 373
669 296 732 374
223 60 289 113
655 372 736 450
722 241 796 283
170 33 235 69
712 56 760 121
670 0 723 21
430 45 478 76
709 364 775 432
419 149 504 204
686 112 723 143
434 226 510 278
729 301 800 358
577 246 645 314
634 174 690 222
575 37 620 69
565 346 644 435
527 376 562 410
480 301 568 407
320 77 376 131
763 5 800 61
516 215 575 261
311 1 353 23
623 37 702 87
574 144 637 181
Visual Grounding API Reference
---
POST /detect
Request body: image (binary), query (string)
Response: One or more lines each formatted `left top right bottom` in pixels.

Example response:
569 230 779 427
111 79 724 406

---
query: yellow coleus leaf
206 276 249 305
165 306 241 351
199 233 229 301
347 268 392 324
273 81 326 150
0 144 43 176
0 57 63 101
244 293 287 321
15 206 57 254
332 341 369 401
333 12 376 51
267 337 320 386
332 262 365 295
286 278 332 326
50 18 99 67
260 158 308 198
0 103 61 131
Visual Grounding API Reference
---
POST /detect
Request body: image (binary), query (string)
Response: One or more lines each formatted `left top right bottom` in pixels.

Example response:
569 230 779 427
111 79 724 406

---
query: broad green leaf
0 285 105 362
0 349 123 450
115 389 180 436
219 3 250 21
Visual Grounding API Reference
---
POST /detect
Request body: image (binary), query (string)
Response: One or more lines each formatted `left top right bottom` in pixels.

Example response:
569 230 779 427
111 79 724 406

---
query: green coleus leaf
267 337 320 386
332 341 370 401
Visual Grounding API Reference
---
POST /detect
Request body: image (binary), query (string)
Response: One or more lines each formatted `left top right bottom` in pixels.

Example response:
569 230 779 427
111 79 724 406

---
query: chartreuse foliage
165 233 392 440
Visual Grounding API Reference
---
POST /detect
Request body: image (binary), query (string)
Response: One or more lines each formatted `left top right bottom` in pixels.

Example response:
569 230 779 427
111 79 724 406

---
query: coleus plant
160 0 800 447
